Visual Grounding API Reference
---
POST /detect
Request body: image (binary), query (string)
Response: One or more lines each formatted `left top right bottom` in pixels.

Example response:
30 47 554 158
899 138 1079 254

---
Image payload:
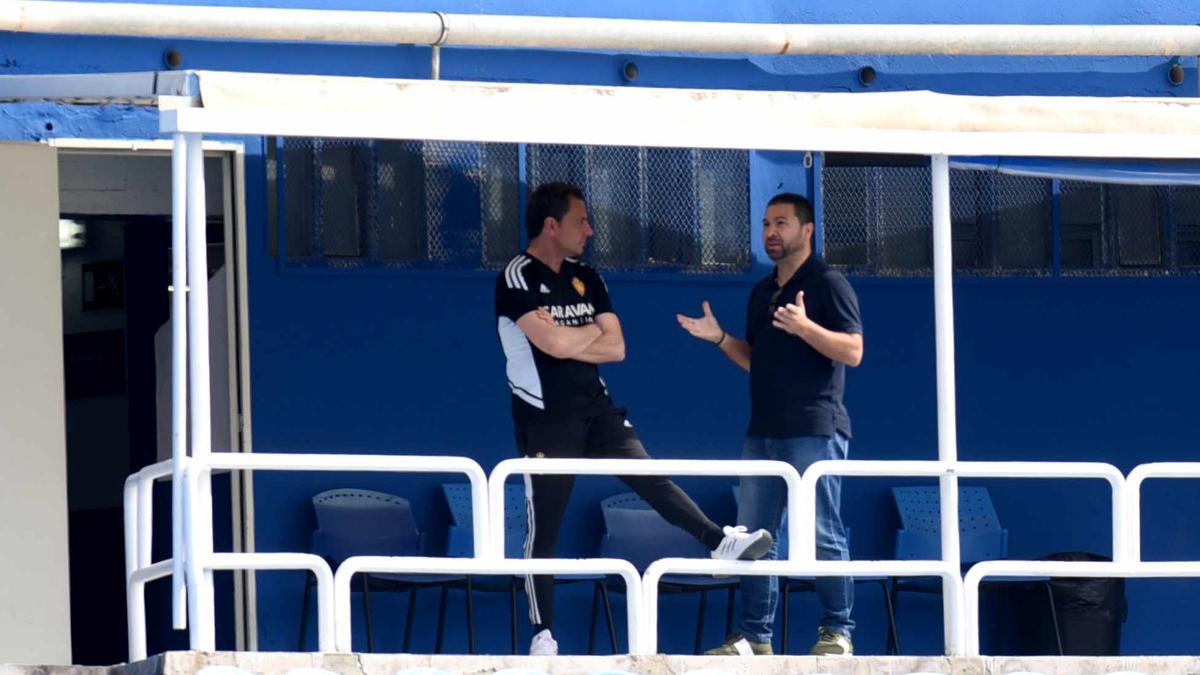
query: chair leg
434 585 449 654
509 577 519 655
361 576 375 653
787 576 796 653
297 578 313 651
402 588 416 653
587 582 600 655
1043 581 1064 656
724 587 735 638
694 590 709 655
878 579 901 656
888 577 901 655
602 581 618 654
465 577 477 655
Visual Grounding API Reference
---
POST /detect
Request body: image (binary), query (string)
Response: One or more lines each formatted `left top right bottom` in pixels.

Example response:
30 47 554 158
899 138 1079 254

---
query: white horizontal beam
5 2 1200 56
160 74 1200 159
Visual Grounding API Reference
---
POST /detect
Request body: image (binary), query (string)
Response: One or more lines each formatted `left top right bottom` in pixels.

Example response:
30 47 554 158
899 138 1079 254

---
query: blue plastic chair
296 489 470 653
442 482 614 655
598 492 739 655
728 484 899 655
890 485 1062 655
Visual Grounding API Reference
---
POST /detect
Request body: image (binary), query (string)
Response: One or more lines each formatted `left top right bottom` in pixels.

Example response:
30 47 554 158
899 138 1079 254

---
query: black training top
745 255 862 439
495 252 615 424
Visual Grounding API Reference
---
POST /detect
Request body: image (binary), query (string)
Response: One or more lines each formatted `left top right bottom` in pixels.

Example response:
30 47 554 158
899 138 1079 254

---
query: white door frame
48 137 258 651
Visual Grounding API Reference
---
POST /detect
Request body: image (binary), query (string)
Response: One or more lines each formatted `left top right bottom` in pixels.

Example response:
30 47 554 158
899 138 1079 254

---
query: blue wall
3 0 1200 657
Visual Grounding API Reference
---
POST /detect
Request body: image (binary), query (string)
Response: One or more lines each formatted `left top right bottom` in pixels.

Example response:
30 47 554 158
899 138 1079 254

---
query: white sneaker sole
738 531 773 560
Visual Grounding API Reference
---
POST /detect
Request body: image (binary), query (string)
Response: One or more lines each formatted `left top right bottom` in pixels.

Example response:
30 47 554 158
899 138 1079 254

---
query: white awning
158 69 1200 159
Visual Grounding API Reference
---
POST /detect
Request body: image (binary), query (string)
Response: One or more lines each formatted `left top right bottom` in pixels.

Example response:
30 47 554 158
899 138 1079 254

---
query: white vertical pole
1122 468 1145 564
127 576 149 661
170 132 190 630
931 154 962 655
186 132 216 650
122 476 143 659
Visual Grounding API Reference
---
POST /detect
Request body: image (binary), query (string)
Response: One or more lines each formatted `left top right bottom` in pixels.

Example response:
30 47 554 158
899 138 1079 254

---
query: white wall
59 153 223 216
0 141 72 664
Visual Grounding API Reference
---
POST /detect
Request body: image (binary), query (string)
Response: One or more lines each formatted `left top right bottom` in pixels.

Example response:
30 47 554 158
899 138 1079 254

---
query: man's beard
767 240 806 261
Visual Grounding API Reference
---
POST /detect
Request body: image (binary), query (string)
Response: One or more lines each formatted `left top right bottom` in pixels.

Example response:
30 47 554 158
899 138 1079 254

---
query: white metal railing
799 460 1129 564
129 454 1200 657
484 457 803 655
642 558 961 654
802 459 1127 656
1125 462 1200 562
178 452 489 653
957 461 1200 656
963 560 1200 656
333 556 644 653
123 459 175 661
488 457 804 560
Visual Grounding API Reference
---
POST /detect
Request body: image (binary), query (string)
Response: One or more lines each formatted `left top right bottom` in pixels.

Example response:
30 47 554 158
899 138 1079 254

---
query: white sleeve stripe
505 257 520 289
505 256 532 291
514 258 531 291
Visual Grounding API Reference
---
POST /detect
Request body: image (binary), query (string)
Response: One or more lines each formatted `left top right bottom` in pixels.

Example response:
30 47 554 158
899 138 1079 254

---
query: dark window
823 155 1197 277
526 145 750 273
278 139 750 274
279 138 518 270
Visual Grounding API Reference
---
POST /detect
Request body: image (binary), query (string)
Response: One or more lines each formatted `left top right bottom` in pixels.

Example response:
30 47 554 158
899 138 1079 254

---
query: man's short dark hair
767 192 814 225
526 182 585 239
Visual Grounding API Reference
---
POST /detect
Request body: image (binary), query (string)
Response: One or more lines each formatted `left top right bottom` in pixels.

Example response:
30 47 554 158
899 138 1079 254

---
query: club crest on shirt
572 277 586 296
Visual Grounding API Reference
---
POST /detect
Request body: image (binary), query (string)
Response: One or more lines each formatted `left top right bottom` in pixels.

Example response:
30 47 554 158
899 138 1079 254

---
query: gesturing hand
676 301 725 345
772 291 814 337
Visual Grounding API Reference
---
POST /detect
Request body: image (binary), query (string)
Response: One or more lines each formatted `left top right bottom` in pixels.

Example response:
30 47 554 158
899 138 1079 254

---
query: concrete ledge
9 652 1200 675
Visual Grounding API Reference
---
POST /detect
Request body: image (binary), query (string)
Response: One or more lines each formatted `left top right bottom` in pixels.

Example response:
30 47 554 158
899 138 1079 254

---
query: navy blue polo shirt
746 255 862 439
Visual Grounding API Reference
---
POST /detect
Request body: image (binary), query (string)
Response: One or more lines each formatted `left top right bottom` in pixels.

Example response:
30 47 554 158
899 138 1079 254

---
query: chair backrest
309 488 421 564
442 482 527 558
892 485 1008 563
599 492 709 572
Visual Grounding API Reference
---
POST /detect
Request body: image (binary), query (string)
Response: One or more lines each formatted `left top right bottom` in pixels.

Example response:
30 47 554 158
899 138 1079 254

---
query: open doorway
55 144 252 663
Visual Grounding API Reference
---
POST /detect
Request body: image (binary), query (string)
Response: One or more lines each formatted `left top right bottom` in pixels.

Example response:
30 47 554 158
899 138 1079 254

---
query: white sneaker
711 525 773 561
529 628 558 656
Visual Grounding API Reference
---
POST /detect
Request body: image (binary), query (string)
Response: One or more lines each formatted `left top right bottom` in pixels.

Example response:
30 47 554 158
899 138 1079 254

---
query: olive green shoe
809 627 854 656
704 633 774 656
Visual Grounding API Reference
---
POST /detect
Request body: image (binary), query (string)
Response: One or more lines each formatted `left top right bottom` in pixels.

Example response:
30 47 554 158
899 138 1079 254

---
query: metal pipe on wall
2 1 1199 56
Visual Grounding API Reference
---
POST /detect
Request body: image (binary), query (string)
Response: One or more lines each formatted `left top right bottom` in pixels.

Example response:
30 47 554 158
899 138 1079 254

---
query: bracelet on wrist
714 331 727 347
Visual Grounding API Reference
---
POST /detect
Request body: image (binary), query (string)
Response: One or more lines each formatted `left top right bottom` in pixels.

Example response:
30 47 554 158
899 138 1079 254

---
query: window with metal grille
278 138 519 269
525 144 750 273
276 139 751 274
822 154 1200 277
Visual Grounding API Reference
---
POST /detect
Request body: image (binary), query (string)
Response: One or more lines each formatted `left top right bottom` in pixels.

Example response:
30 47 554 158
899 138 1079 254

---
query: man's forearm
798 324 862 366
717 334 752 371
550 323 603 359
573 330 624 363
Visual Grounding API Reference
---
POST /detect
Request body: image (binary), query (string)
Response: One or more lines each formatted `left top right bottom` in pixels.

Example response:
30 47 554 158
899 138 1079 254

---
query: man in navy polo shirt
679 192 863 657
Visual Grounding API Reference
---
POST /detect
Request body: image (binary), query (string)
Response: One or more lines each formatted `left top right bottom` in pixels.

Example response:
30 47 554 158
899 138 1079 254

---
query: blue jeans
736 434 854 643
